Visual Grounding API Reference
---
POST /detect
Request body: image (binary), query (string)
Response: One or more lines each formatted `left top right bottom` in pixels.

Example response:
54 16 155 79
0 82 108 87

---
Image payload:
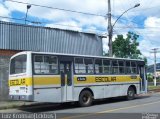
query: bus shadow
18 102 80 112
18 95 151 113
92 95 150 106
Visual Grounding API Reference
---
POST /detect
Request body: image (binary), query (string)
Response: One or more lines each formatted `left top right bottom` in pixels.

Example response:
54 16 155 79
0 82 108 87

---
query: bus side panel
73 75 140 101
33 75 62 103
34 88 61 102
73 83 139 101
103 83 140 98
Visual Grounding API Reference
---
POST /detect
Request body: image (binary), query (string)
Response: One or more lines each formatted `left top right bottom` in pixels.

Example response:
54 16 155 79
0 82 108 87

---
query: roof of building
0 21 103 56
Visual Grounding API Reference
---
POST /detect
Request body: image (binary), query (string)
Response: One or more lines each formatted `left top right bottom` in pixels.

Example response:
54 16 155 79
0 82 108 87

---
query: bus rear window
10 55 27 74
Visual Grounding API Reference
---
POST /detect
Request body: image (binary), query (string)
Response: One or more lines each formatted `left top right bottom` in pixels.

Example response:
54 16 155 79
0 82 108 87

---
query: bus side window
131 62 137 74
111 60 119 74
34 55 43 74
126 61 131 74
50 56 58 74
74 58 86 74
84 58 94 74
95 59 103 74
103 59 111 74
119 60 125 74
34 55 58 74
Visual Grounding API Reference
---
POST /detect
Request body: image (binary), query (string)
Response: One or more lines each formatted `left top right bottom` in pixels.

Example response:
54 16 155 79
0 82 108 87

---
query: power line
111 11 160 30
0 16 106 33
0 16 42 24
112 5 160 13
114 26 160 29
5 0 106 17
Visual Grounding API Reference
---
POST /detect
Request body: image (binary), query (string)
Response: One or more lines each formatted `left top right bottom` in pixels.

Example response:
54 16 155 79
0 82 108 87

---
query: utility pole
107 1 140 57
150 48 159 86
108 0 112 57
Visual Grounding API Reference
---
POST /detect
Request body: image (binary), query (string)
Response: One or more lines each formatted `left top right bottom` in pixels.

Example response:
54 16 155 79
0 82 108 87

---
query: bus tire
126 86 135 100
79 90 93 107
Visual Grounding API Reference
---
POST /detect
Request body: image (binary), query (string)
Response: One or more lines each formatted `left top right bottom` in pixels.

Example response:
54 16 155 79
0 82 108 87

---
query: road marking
98 100 160 113
60 100 160 119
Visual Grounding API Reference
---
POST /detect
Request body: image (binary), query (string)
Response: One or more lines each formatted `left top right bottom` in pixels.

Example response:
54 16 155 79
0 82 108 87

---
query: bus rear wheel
126 87 135 100
79 90 93 107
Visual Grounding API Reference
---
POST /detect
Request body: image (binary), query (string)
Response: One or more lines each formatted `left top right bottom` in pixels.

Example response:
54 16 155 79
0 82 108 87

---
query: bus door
60 61 73 102
139 65 147 93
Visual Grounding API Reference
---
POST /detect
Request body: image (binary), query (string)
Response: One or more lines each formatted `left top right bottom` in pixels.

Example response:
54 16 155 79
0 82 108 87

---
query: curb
0 102 33 110
0 104 24 110
0 102 48 110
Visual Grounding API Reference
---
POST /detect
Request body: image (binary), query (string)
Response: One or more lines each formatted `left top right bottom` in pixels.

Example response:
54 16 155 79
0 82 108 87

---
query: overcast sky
0 0 160 65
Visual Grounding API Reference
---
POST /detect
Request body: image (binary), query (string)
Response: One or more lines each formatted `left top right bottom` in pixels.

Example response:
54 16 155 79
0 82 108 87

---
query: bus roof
15 51 144 62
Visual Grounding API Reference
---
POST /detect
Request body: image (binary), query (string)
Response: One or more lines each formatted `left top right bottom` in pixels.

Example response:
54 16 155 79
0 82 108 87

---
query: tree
112 32 142 59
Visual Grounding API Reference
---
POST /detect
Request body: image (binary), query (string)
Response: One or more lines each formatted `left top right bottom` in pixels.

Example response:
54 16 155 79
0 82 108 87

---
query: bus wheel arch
78 88 94 107
126 85 137 100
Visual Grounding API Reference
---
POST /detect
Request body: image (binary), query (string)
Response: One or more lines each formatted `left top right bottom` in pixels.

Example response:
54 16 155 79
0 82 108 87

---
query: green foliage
142 56 148 67
103 51 108 56
112 32 142 59
103 32 148 65
147 73 153 82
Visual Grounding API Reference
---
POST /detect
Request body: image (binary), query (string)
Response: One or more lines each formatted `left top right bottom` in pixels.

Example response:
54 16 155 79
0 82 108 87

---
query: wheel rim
128 88 135 98
128 90 133 97
82 93 90 104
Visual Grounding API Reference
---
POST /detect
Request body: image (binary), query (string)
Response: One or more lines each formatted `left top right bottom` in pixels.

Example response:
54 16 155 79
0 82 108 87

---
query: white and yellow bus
9 51 147 107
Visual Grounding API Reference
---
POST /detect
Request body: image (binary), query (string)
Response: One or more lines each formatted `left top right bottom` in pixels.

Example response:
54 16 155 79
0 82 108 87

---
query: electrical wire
0 16 106 33
5 0 106 17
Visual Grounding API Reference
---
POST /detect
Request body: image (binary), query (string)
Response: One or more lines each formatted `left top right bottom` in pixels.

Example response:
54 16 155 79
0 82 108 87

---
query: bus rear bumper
9 95 33 101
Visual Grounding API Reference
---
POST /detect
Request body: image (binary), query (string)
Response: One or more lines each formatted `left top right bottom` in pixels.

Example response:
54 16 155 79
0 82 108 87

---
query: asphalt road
0 92 160 119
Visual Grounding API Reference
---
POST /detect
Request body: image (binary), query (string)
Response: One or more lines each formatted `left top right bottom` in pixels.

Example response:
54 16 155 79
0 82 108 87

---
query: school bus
9 51 147 107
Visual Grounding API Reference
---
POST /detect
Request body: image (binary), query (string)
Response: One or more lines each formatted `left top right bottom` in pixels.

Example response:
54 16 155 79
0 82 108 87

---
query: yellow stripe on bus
9 75 140 86
74 75 140 84
33 76 61 85
9 77 32 86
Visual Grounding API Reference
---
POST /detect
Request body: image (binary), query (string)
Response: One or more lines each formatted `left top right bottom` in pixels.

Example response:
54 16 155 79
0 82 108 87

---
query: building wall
0 50 18 100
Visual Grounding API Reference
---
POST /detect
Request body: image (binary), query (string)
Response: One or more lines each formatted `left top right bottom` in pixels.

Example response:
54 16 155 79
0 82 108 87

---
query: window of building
34 55 58 74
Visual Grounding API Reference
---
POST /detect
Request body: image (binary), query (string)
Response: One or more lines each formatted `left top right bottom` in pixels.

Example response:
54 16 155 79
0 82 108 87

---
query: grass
148 85 160 90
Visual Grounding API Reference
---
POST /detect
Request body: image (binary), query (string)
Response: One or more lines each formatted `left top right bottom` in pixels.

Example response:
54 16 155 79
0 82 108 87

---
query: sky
0 0 160 65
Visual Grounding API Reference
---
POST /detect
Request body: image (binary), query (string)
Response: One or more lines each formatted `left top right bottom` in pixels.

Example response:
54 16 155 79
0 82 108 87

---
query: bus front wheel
126 87 135 100
79 90 93 107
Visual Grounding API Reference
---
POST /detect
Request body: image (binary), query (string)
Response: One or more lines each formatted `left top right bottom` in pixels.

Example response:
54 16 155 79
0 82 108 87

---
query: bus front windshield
10 54 27 75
